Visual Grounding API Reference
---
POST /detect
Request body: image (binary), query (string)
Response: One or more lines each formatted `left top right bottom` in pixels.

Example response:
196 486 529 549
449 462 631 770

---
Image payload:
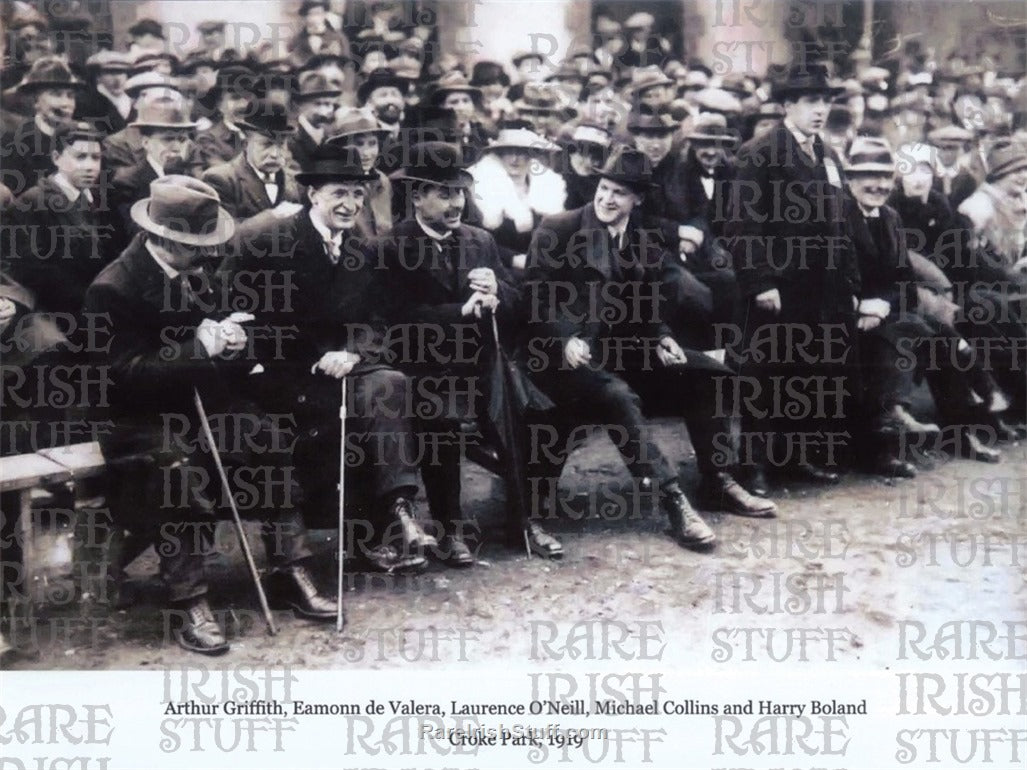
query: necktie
802 136 816 162
436 238 459 293
325 237 342 264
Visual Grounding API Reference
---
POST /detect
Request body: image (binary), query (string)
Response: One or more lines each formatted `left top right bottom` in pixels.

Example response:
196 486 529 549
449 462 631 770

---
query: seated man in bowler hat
524 147 778 554
224 145 438 573
83 176 338 655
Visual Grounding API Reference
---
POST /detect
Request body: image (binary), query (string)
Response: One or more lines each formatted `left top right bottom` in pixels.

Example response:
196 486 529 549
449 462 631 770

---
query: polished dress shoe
789 463 841 484
955 429 1001 464
438 534 475 567
358 545 427 574
873 405 940 435
872 454 917 478
743 466 770 498
390 497 438 550
697 472 777 518
265 564 336 621
172 597 229 656
512 522 564 559
661 485 716 551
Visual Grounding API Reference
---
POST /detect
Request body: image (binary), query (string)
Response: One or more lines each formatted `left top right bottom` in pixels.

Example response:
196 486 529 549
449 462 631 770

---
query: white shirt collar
35 114 56 137
858 203 880 219
783 117 814 148
247 157 277 184
50 172 93 204
145 239 182 278
223 118 245 137
605 218 629 249
415 214 453 242
96 83 132 118
147 156 165 177
309 207 344 247
298 114 324 145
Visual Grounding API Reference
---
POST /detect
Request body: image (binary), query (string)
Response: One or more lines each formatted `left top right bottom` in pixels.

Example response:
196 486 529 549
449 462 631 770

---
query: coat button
308 428 319 437
297 394 306 403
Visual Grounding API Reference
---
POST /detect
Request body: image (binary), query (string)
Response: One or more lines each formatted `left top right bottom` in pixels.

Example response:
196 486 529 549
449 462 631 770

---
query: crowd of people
1 1 1026 656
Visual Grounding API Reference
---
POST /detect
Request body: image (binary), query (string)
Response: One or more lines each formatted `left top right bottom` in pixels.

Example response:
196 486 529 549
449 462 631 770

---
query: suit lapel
579 204 614 277
236 155 273 211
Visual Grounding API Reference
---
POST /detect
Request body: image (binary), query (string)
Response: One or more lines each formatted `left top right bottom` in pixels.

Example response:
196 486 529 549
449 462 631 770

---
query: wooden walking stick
193 388 278 635
336 376 347 632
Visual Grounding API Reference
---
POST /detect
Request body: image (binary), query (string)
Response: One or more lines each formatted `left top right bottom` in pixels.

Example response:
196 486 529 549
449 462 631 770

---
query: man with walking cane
224 145 438 577
83 176 337 656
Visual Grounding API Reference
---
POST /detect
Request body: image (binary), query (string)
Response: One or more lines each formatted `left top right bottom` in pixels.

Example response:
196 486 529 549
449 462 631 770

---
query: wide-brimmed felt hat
685 112 739 145
130 175 234 246
294 69 342 101
597 145 653 190
129 50 180 76
15 57 87 94
237 99 295 137
627 109 677 134
296 145 377 186
845 136 896 174
772 62 844 102
628 65 675 94
397 141 473 187
326 108 391 144
513 82 574 116
86 50 132 72
485 126 560 154
429 71 482 105
129 99 199 130
357 67 408 103
985 142 1027 182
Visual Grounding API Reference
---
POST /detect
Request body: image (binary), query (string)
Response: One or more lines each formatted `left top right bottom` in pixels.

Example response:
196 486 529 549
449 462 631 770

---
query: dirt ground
3 416 1026 671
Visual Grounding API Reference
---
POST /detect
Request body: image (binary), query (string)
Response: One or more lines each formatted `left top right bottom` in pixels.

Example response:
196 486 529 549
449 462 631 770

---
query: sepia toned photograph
0 0 1024 767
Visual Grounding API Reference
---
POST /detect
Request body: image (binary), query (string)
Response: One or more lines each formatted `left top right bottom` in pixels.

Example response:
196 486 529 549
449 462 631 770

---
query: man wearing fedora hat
525 147 777 554
83 175 338 654
100 74 182 170
203 99 301 226
2 56 87 197
289 70 343 172
325 107 394 234
287 0 351 71
725 60 862 493
109 98 202 253
428 72 489 164
677 112 740 238
378 141 564 561
193 65 257 167
224 145 437 573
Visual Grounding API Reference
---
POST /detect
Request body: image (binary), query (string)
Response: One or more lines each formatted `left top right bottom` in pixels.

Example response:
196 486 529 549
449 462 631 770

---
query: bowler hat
397 141 473 187
627 109 677 134
128 18 164 39
597 146 653 190
15 57 86 95
357 67 408 103
237 99 295 137
53 120 104 149
471 60 510 88
772 62 844 102
296 145 377 186
130 176 235 246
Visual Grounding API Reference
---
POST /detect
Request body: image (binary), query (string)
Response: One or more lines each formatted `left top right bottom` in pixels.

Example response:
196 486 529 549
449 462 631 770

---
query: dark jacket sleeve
725 141 778 299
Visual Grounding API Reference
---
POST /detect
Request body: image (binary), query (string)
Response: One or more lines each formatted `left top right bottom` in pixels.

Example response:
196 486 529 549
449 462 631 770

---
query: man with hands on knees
83 176 337 655
225 145 438 575
525 147 777 556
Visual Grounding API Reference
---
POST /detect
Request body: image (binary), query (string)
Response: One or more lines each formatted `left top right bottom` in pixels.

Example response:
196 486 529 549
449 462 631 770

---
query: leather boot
265 564 336 621
661 484 716 551
696 472 777 518
172 597 229 656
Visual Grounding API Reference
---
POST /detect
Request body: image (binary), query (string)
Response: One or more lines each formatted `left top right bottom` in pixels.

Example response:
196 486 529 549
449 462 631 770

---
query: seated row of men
3 64 1025 656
